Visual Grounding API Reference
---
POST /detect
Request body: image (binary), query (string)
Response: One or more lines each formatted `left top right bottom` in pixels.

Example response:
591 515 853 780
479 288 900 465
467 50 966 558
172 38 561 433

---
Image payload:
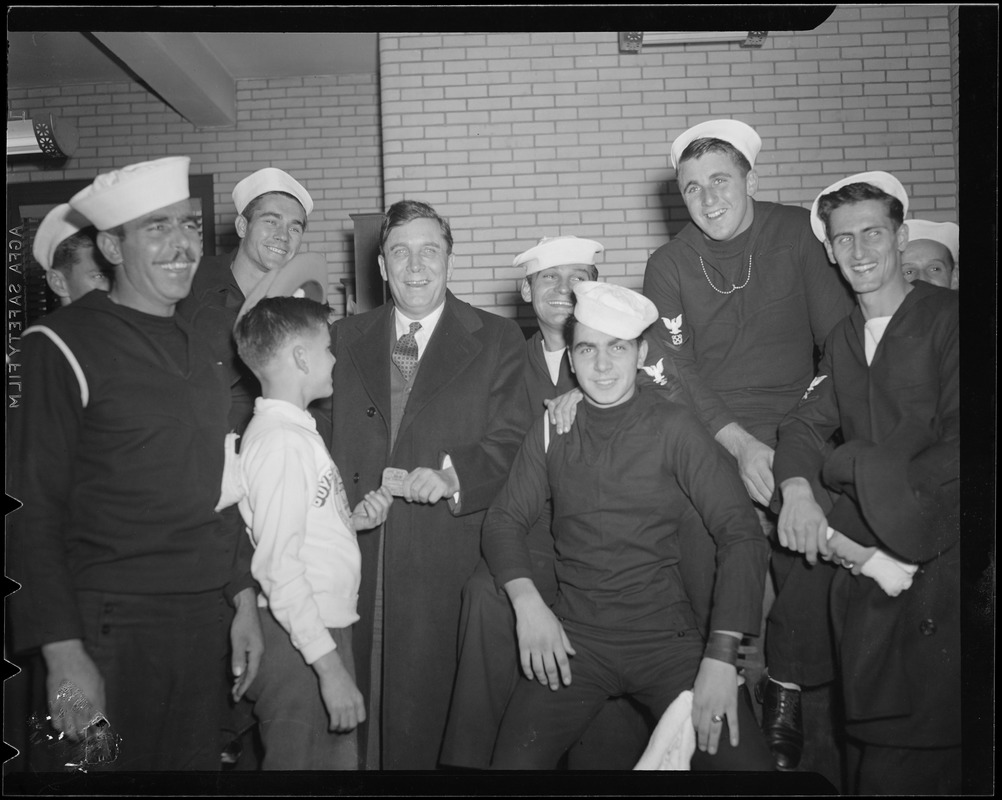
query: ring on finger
711 714 723 723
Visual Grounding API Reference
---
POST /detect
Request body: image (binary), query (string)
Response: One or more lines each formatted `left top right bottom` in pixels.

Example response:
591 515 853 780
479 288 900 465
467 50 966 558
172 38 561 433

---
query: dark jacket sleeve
669 408 769 637
643 247 739 437
7 331 87 653
481 416 550 589
443 317 532 515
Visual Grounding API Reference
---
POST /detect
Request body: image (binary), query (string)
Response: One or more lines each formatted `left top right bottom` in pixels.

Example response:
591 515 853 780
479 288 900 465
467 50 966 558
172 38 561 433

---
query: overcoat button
366 407 376 417
353 473 360 483
919 618 937 636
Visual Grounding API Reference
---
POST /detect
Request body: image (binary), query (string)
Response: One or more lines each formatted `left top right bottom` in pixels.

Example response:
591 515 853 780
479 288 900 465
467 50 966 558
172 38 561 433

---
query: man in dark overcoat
773 171 960 794
324 199 529 770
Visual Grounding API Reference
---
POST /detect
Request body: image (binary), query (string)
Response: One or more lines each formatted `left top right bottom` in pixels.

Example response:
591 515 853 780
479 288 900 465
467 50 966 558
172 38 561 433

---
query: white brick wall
378 6 957 321
7 8 958 322
7 74 383 315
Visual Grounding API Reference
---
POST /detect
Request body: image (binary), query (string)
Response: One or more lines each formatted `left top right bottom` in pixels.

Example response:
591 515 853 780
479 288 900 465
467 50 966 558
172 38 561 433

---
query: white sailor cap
572 281 658 341
235 252 329 329
32 203 92 271
232 168 314 217
69 156 191 231
903 219 959 265
513 235 605 277
670 119 763 170
810 171 909 242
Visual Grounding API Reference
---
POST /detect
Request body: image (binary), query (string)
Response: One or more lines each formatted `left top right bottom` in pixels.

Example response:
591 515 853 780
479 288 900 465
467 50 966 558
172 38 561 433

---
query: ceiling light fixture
7 112 79 159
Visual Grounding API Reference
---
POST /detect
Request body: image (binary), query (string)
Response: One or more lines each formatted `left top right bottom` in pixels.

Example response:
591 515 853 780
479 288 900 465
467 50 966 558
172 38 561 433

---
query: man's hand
312 649 366 732
230 588 264 702
41 640 106 741
351 487 393 531
778 477 831 565
401 466 459 504
505 578 576 690
544 388 584 435
691 656 739 755
824 530 878 575
714 423 775 505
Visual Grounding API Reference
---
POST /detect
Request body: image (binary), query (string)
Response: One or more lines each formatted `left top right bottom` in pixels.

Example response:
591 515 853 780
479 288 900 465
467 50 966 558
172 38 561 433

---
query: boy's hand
230 588 264 702
351 487 393 531
312 649 366 732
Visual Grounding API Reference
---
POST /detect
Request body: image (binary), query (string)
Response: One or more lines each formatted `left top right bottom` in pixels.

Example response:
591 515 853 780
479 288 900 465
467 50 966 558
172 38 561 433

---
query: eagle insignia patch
662 314 685 347
801 375 828 401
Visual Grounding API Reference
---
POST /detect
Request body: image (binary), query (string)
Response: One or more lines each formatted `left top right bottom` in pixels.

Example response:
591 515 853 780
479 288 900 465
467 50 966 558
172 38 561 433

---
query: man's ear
823 239 837 265
96 231 124 266
446 251 455 280
896 221 909 252
745 168 759 198
636 339 649 369
292 342 309 374
235 214 248 240
377 254 388 282
520 278 532 303
45 269 71 300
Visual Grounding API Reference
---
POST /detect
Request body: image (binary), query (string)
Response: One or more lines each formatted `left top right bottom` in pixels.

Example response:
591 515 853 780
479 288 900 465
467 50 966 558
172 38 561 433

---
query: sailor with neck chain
641 119 854 774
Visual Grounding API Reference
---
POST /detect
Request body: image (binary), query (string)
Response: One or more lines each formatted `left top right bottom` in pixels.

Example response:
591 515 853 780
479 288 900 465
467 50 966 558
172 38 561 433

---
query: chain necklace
699 254 752 295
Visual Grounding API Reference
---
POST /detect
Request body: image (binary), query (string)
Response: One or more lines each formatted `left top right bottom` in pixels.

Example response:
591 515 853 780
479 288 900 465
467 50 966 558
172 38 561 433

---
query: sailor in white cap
9 156 260 771
901 219 959 290
774 171 960 794
483 280 772 771
32 203 112 306
178 166 316 438
177 166 316 767
443 238 657 770
644 119 854 771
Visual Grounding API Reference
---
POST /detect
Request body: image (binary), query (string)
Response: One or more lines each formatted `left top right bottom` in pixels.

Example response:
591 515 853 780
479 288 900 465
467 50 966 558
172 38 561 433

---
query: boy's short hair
816 182 905 241
234 296 330 373
678 137 752 176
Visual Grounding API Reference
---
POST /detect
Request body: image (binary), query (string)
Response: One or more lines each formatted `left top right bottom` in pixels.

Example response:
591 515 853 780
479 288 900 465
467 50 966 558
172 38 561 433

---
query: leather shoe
761 679 803 771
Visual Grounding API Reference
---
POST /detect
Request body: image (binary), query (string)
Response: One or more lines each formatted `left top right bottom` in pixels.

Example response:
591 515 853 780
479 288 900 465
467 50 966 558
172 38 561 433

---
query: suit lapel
345 304 394 423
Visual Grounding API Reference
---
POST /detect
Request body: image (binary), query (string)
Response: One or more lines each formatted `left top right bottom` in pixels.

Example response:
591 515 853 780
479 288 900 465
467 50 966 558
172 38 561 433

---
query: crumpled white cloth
633 689 696 771
214 432 244 512
827 526 919 597
860 549 919 597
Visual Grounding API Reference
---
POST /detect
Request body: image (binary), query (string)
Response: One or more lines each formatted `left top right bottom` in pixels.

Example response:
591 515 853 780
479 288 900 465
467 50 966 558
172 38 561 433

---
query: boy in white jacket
234 296 392 770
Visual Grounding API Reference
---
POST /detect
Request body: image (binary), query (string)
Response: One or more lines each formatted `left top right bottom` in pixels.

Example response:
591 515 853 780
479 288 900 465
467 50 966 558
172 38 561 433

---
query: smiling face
901 238 954 288
236 192 306 277
379 217 455 319
569 321 648 408
98 198 202 316
824 199 910 316
522 264 596 344
677 151 758 242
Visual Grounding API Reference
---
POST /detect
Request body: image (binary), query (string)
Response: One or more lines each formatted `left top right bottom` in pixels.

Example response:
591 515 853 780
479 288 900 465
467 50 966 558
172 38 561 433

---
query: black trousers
490 619 773 771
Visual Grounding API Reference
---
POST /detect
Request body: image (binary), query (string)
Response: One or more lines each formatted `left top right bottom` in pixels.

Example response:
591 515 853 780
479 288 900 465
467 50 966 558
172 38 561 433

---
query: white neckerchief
394 302 446 360
863 316 892 365
541 341 566 385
